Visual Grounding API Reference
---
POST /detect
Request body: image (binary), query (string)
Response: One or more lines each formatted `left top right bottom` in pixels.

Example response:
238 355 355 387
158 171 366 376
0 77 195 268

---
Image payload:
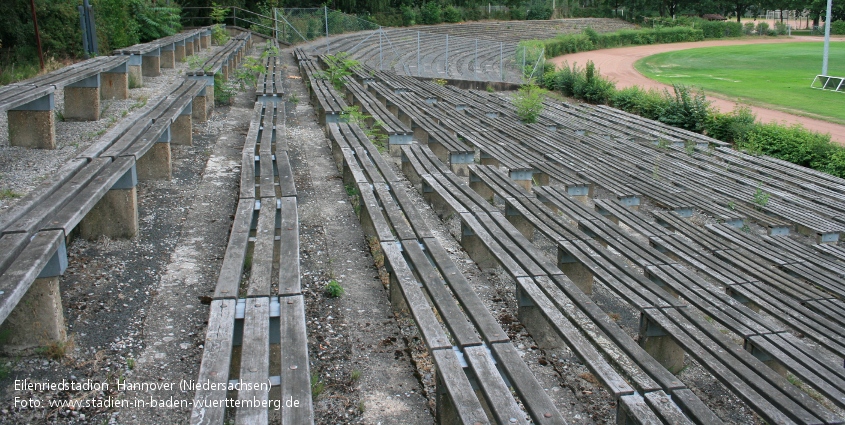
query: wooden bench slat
247 199 275 297
214 199 253 299
235 297 270 425
191 299 236 425
278 197 300 296
279 295 314 425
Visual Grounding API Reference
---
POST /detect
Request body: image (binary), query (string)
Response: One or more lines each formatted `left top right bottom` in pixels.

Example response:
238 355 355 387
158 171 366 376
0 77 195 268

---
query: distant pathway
549 36 845 145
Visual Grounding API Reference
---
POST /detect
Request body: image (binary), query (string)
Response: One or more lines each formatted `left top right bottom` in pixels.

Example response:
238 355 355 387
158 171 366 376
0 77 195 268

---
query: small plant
432 78 448 86
358 400 365 413
288 93 300 104
652 164 660 180
311 373 325 397
55 110 65 122
318 52 359 91
350 369 362 382
325 280 344 298
214 74 236 105
727 201 736 211
261 43 280 60
656 138 671 149
126 358 135 370
0 189 22 200
341 106 388 153
243 253 253 270
741 223 752 233
128 72 140 89
234 57 264 90
210 3 230 45
345 183 359 197
486 85 495 93
753 184 770 211
512 82 547 124
36 338 73 361
186 55 205 70
684 140 696 156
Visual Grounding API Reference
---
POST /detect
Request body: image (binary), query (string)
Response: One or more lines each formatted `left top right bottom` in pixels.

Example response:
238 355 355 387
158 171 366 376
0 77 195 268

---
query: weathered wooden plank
247 199 275 297
214 199 254 299
235 297 270 425
280 295 314 425
278 197 300 296
0 230 64 324
463 345 527 424
489 342 566 424
191 299 236 425
431 349 490 425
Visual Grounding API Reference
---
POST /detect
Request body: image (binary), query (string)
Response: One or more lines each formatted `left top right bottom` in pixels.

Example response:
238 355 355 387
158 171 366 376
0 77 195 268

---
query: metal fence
180 6 544 83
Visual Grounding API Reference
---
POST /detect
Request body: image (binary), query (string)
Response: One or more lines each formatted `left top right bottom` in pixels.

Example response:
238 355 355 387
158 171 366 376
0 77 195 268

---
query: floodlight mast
822 0 832 76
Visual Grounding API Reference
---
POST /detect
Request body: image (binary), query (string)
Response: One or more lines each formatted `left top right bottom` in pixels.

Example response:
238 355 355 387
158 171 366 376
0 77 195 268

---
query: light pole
822 0 832 76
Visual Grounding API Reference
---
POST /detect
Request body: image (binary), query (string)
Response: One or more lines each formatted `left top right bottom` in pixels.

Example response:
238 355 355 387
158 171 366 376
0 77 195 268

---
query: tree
512 83 547 123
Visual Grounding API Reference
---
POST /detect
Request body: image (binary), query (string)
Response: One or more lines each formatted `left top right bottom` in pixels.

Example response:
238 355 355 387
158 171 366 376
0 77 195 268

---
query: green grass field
634 42 845 123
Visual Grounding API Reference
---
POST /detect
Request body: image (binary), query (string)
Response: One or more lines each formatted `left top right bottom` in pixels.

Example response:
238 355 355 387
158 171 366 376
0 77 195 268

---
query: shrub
512 83 547 123
401 6 416 26
510 8 526 20
700 21 725 38
657 85 711 133
756 22 769 35
526 5 553 20
743 22 755 35
464 8 483 21
775 21 787 35
420 2 442 25
725 22 743 37
575 61 615 104
830 20 845 35
705 105 755 144
443 6 462 23
739 122 837 170
610 86 666 120
319 52 360 91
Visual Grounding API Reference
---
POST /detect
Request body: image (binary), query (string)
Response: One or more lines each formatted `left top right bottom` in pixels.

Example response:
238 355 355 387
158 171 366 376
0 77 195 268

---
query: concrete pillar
101 62 129 100
516 283 564 350
136 127 172 180
422 181 453 219
8 93 55 149
468 174 493 202
222 62 229 80
161 44 176 68
128 55 143 88
644 267 680 299
175 41 186 62
388 135 412 157
639 313 685 374
0 234 67 355
745 339 787 378
510 170 534 192
388 268 410 317
64 74 100 121
505 204 534 241
80 165 139 240
185 39 195 57
202 34 211 49
460 219 497 270
558 244 592 295
171 103 193 146
142 48 161 77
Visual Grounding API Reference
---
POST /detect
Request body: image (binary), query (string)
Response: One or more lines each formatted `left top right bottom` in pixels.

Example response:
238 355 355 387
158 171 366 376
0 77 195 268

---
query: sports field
634 42 845 123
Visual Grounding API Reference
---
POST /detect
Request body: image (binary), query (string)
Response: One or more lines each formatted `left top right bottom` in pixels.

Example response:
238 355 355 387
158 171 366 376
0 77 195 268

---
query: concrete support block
64 87 100 121
0 277 66 355
516 285 563 350
185 40 195 57
171 113 193 146
161 49 176 68
203 35 211 49
129 65 143 88
505 206 534 241
101 72 129 100
192 94 209 122
746 339 787 378
460 221 497 271
558 259 592 295
136 142 172 181
142 55 161 78
639 314 685 374
175 43 186 62
388 270 410 317
8 109 55 149
80 187 139 240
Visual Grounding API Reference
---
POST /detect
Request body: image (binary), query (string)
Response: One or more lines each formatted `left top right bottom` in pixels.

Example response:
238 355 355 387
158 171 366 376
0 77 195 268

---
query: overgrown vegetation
0 0 180 85
210 3 230 45
319 52 360 91
512 82 547 123
341 106 388 153
540 61 845 178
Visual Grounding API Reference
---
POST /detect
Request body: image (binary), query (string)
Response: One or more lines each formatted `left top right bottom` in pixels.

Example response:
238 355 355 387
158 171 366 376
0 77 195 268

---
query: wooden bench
0 79 204 353
256 41 285 103
465 164 845 421
401 144 728 424
339 77 413 155
191 98 312 425
114 28 210 85
186 32 252 116
0 56 131 149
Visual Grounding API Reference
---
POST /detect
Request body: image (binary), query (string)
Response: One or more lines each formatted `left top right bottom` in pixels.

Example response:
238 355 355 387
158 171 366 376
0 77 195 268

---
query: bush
512 83 547 123
610 86 667 120
831 20 845 35
744 22 755 35
657 85 711 133
420 2 442 24
510 8 526 20
775 21 787 35
756 22 769 35
464 8 483 21
401 6 416 26
443 6 462 23
705 105 756 144
725 22 743 37
700 21 725 38
526 5 553 20
575 61 615 104
739 122 837 170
